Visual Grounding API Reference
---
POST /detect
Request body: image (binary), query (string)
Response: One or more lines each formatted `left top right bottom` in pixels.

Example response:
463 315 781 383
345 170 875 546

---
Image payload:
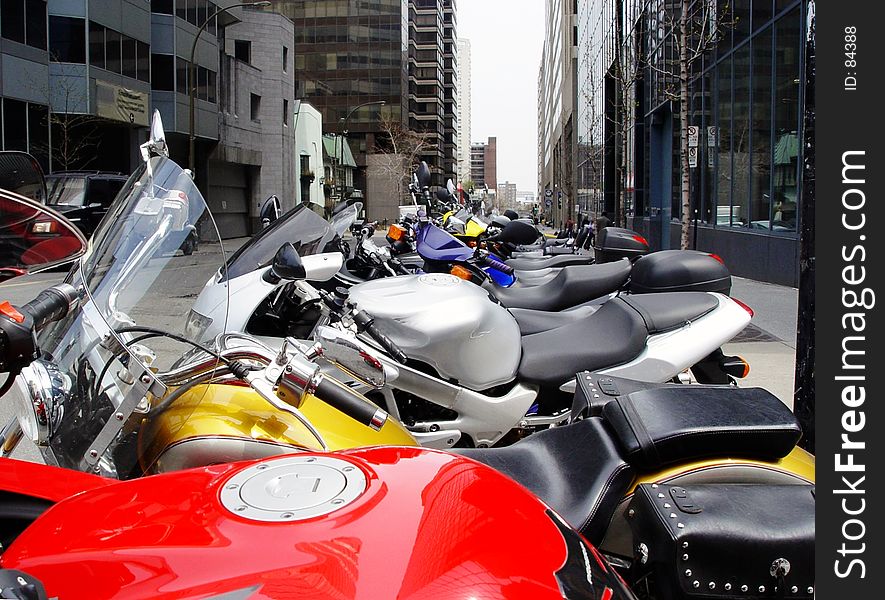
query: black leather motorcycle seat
621 291 719 333
456 417 635 545
510 302 600 335
518 298 648 387
488 259 632 311
506 253 595 271
601 386 802 470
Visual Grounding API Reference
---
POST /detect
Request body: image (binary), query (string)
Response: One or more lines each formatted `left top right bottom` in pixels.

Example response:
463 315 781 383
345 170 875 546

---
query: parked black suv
45 171 129 239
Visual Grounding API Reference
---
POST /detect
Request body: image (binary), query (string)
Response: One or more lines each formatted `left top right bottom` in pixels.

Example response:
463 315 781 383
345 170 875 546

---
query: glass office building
576 0 808 285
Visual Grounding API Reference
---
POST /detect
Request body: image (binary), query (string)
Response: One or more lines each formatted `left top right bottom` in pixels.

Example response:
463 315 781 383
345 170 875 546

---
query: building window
177 57 189 94
235 40 251 63
106 29 122 73
27 103 50 171
250 93 261 121
151 0 173 14
122 35 138 79
49 16 86 63
137 41 150 82
283 46 289 72
1 0 25 44
89 21 105 69
25 0 47 50
3 99 28 152
283 99 289 126
151 54 174 91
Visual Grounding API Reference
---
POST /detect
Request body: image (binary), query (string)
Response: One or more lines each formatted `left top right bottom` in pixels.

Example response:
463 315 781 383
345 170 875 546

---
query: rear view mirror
259 195 282 229
446 179 455 194
0 192 87 279
497 219 540 245
264 242 306 283
417 162 431 188
0 151 47 203
435 188 451 204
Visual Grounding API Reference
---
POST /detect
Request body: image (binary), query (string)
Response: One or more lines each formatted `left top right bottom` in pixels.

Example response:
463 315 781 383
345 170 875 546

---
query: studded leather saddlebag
627 483 814 600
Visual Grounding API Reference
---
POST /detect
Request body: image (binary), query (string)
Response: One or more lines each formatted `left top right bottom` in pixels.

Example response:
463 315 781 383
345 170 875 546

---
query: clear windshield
331 201 362 238
34 156 228 476
222 204 341 282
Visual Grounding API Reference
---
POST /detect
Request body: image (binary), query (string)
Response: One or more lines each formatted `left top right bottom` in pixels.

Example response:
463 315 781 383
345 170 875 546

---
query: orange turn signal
387 224 405 241
450 265 473 281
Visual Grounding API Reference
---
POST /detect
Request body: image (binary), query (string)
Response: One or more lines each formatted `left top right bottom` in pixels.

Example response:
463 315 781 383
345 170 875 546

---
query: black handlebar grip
21 284 77 330
478 254 514 276
352 311 408 364
364 321 408 364
315 376 388 431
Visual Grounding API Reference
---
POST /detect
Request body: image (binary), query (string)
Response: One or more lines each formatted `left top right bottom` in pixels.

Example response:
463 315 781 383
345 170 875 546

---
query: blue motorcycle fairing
416 222 475 262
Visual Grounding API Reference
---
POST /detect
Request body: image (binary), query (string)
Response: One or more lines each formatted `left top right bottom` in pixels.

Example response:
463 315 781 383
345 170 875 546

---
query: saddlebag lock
627 483 814 599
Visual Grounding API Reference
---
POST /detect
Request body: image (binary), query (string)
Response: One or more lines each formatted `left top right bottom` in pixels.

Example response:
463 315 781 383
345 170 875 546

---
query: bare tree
26 61 103 171
372 113 435 204
647 0 734 248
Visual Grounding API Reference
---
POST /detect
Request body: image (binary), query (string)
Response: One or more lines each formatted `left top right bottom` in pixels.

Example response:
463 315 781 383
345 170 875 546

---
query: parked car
44 171 129 239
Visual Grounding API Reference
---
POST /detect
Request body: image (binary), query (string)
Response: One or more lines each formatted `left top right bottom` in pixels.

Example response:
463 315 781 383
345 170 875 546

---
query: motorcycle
0 138 814 600
0 113 415 477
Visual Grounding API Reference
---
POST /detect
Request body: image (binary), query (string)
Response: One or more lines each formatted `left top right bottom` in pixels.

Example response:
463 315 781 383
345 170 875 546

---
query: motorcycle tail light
708 253 725 265
387 224 405 241
731 298 754 318
450 265 473 281
631 233 649 247
32 221 57 234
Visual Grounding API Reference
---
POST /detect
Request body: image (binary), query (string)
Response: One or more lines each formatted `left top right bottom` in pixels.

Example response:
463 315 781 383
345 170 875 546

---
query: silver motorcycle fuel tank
348 273 522 390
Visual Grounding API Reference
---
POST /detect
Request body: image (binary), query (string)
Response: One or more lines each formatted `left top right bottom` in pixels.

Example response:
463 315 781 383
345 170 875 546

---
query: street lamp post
188 1 270 174
335 100 386 199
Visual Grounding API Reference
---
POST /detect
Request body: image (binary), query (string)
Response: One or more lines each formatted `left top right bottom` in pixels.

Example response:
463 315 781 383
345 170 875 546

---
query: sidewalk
722 277 799 408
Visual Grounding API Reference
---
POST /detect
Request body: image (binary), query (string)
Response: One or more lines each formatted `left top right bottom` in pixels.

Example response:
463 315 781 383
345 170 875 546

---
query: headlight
9 361 68 445
184 309 213 341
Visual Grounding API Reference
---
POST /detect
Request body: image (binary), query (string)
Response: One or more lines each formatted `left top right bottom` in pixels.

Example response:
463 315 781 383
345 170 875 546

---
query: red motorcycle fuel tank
2 447 633 600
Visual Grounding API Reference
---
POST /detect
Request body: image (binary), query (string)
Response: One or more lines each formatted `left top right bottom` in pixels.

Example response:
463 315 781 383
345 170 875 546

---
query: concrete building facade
1 1 300 239
455 37 470 183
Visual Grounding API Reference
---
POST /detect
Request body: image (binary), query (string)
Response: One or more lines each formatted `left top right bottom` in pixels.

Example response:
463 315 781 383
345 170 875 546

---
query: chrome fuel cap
220 455 367 522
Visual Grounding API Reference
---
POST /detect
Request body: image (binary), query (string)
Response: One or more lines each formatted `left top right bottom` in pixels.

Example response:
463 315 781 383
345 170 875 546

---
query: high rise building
408 0 457 187
456 37 471 183
537 0 578 228
279 1 409 207
470 136 496 189
496 181 517 210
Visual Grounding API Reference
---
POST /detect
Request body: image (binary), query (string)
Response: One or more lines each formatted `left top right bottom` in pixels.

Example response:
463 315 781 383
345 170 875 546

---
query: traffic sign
545 198 552 207
544 189 553 198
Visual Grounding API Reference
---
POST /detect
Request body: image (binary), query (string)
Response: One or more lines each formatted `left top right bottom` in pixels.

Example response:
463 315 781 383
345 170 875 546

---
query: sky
458 1 545 193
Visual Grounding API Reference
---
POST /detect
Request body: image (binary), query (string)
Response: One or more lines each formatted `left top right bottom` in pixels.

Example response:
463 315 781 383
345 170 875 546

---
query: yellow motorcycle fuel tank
142 382 416 473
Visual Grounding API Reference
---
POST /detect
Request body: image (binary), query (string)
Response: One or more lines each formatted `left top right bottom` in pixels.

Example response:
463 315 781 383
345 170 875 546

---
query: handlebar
351 310 408 364
21 284 78 329
314 376 388 431
477 254 514 276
